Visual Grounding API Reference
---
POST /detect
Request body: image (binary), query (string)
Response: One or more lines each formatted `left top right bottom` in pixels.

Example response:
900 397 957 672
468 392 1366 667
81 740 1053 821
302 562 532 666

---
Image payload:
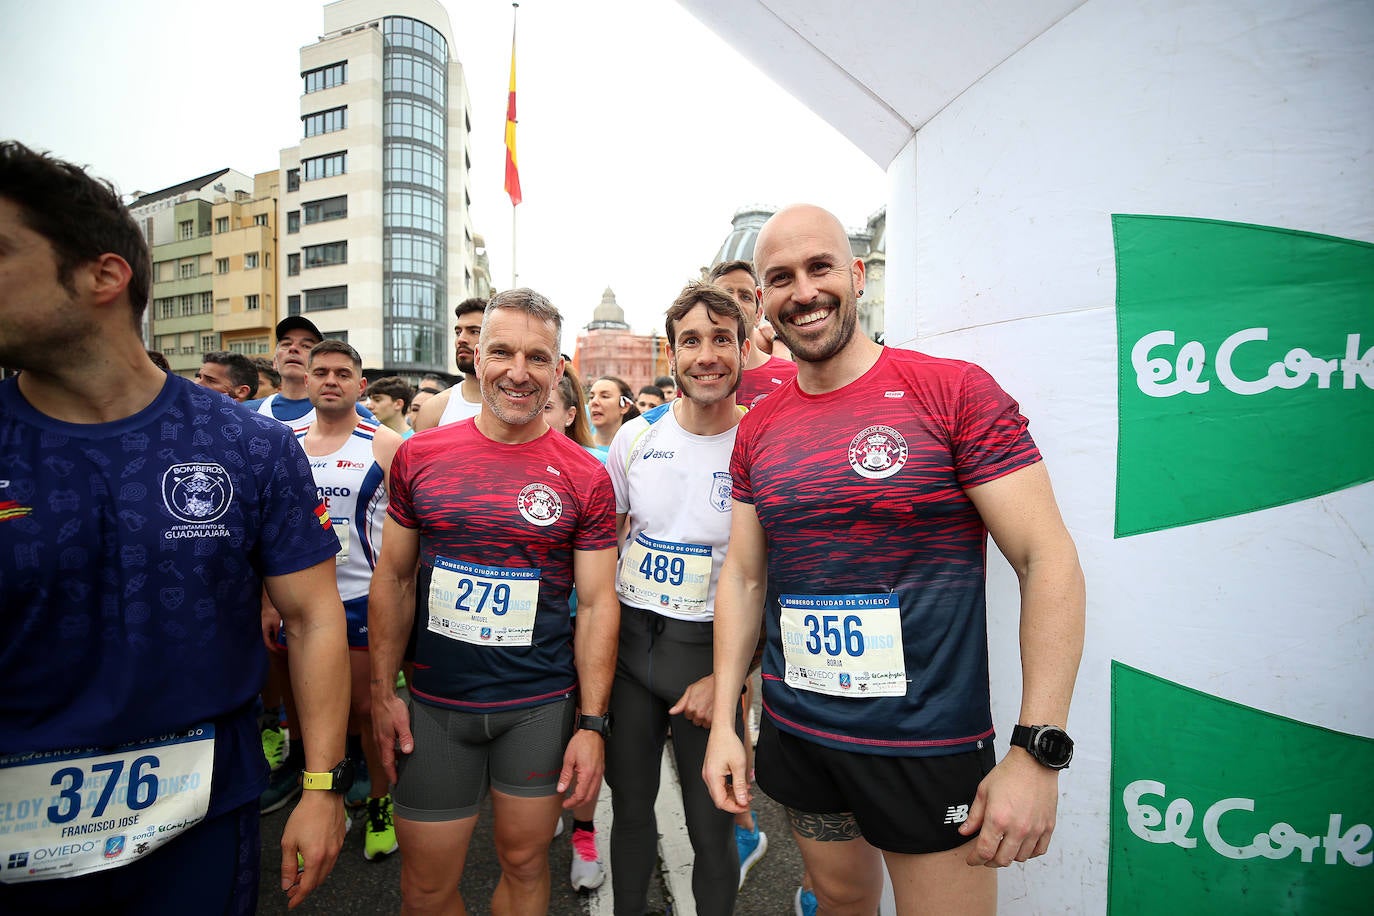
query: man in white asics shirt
603 282 755 915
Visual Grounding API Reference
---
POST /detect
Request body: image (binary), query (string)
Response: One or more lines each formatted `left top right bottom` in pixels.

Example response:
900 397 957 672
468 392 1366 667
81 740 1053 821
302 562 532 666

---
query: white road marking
584 747 694 915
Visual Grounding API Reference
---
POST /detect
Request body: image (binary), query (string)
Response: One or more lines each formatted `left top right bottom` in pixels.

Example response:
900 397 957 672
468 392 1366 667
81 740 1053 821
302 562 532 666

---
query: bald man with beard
703 204 1085 916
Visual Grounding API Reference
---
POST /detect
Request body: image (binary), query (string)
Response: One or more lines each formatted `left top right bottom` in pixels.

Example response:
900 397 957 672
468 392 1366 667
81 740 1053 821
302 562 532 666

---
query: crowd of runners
1 140 1084 916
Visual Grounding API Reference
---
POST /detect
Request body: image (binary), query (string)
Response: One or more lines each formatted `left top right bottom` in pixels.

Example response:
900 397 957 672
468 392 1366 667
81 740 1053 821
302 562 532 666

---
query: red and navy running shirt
732 347 1041 756
736 354 799 409
389 420 616 712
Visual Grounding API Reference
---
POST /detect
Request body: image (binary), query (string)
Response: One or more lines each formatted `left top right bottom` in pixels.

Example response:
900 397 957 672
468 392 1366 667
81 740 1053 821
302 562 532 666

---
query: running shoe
259 761 302 814
736 811 768 888
363 795 399 861
569 826 606 891
344 755 370 809
794 886 818 916
261 723 286 773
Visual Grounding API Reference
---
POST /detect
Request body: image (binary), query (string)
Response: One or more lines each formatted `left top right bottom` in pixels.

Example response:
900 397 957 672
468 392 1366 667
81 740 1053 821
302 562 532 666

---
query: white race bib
427 556 541 647
617 533 713 616
332 517 350 564
0 725 215 883
779 594 908 698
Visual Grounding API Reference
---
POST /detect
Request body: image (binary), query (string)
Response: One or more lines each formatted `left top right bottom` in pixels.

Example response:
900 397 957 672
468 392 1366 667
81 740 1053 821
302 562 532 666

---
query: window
245 294 260 311
215 216 229 233
303 106 347 137
215 298 230 315
215 258 229 275
303 195 347 224
304 241 347 269
155 298 174 319
304 61 347 94
179 295 195 317
287 210 300 233
287 169 300 192
200 292 213 313
287 253 300 276
287 295 301 316
200 334 217 351
253 213 268 227
304 285 347 312
179 261 196 279
245 252 259 270
179 220 194 240
302 152 346 181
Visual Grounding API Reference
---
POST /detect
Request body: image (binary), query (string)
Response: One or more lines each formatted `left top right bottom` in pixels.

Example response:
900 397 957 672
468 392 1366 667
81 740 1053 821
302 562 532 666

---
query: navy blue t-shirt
0 374 339 815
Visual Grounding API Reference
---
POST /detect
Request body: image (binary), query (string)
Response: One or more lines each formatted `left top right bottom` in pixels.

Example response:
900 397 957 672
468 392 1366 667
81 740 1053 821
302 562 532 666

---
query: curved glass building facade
382 16 447 370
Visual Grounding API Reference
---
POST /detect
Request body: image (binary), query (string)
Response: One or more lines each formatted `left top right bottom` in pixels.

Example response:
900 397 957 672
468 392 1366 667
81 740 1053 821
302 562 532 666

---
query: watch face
1033 727 1074 768
333 758 356 792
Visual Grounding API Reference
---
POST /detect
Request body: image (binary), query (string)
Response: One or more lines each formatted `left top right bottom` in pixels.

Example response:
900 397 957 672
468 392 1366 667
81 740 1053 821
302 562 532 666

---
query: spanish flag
503 15 522 207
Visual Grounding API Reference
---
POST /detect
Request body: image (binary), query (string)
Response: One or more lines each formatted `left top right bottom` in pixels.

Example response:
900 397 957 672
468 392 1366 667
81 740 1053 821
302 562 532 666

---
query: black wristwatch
577 713 612 739
300 758 356 793
1010 724 1074 770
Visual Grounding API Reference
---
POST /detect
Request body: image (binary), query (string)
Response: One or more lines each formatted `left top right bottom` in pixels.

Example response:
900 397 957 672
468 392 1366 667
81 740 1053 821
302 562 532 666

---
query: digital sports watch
300 758 356 792
1009 724 1074 770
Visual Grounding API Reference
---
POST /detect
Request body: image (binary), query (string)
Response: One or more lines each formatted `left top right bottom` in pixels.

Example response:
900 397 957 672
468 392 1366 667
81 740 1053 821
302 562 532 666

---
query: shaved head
755 204 854 274
753 204 864 365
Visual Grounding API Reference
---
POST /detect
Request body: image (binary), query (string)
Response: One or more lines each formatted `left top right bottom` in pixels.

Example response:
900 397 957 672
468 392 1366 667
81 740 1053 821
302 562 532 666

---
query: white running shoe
569 826 606 891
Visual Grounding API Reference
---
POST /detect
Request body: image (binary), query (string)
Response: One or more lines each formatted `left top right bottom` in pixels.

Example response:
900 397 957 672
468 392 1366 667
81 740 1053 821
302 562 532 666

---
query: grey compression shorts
392 695 576 821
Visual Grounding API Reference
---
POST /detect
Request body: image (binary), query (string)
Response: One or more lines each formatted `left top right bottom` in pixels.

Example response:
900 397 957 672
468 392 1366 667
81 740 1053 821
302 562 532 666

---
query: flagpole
508 2 520 289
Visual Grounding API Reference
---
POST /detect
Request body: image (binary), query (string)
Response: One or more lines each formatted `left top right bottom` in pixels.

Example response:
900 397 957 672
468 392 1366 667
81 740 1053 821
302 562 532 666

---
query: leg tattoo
787 808 862 842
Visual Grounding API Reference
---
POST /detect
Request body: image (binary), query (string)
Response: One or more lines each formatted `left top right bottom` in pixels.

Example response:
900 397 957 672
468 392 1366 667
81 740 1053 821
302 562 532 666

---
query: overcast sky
1 0 886 338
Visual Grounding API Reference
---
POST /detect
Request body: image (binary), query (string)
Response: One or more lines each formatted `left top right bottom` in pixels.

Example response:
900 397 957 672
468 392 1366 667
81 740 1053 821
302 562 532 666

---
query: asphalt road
256 678 804 914
255 762 804 915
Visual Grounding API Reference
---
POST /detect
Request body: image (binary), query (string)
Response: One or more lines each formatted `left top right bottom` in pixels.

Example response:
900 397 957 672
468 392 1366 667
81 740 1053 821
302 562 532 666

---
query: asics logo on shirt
640 449 675 461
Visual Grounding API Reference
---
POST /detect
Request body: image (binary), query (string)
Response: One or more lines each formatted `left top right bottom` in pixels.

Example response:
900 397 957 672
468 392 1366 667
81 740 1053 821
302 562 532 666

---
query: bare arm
411 389 450 432
559 546 620 808
265 560 350 909
371 424 403 480
959 461 1085 866
702 500 768 813
368 517 420 785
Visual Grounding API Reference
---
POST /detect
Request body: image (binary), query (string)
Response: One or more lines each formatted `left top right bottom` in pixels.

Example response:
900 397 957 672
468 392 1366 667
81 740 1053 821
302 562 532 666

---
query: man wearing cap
250 315 372 813
246 317 374 426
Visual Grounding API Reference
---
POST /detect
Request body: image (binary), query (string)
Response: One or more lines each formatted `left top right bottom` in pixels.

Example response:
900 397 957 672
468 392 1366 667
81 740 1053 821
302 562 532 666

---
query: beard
456 351 475 375
480 378 546 426
768 290 858 364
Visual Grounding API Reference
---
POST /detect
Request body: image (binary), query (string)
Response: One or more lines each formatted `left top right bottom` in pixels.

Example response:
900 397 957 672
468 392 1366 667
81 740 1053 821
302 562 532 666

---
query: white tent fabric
677 1 1374 911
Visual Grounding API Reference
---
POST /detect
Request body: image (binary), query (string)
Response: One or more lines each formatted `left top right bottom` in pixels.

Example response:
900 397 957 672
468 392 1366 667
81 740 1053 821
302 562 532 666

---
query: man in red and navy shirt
369 289 619 915
704 204 1085 916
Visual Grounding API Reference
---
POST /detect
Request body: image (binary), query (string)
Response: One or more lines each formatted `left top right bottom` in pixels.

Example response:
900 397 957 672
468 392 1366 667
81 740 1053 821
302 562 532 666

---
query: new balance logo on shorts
943 804 969 825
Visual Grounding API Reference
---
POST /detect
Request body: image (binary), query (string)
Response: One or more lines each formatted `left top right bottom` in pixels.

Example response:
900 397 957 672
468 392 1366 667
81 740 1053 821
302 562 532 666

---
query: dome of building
712 206 775 266
587 286 629 330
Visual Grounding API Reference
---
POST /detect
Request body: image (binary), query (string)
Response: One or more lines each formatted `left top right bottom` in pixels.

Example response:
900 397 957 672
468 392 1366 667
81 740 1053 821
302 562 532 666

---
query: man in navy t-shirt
0 141 352 914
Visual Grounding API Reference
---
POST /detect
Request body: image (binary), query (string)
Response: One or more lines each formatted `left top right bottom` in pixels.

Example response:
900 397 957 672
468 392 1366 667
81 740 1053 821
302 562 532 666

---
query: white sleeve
605 418 646 515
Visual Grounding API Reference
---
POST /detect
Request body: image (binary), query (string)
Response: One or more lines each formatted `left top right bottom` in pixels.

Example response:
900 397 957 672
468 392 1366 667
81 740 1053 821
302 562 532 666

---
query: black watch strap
1010 724 1074 770
577 713 611 738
